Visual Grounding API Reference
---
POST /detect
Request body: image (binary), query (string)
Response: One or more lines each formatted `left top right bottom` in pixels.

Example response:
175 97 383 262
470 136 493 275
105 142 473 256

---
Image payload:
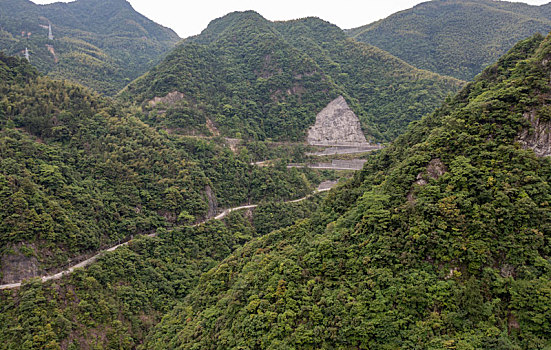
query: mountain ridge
348 0 551 80
121 11 463 141
0 0 180 94
143 32 551 349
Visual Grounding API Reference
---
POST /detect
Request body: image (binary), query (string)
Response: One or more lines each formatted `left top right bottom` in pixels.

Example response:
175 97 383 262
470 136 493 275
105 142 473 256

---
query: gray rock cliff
517 110 551 157
307 96 368 147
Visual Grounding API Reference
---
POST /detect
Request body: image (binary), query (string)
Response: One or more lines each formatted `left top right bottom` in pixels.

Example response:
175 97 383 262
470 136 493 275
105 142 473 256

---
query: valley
1 0 551 349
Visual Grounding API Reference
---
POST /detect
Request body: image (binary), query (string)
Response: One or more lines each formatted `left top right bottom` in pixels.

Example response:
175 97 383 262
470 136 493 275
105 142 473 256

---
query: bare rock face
413 158 447 186
407 158 447 202
1 246 41 284
205 185 218 219
148 91 184 107
307 96 368 147
517 110 551 157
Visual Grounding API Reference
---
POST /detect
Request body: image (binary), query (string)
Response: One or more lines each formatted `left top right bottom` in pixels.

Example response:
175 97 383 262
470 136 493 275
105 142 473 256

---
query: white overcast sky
31 0 551 38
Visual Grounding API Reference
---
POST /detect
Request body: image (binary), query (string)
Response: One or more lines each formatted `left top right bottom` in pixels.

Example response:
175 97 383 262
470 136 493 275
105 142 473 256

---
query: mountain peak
0 0 179 94
190 10 269 44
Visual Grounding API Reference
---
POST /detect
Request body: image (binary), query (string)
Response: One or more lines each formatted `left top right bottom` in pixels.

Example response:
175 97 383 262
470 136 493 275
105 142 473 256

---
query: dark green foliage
0 193 324 349
0 54 208 270
0 220 245 349
143 34 551 349
121 12 339 141
172 137 321 208
121 11 463 141
0 0 180 94
253 195 323 236
0 54 318 272
275 17 464 139
348 0 551 81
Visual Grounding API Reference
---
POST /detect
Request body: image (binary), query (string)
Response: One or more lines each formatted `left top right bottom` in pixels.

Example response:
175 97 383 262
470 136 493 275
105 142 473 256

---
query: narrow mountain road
213 182 336 220
0 181 337 290
253 161 367 171
306 145 383 156
287 164 362 171
288 159 367 171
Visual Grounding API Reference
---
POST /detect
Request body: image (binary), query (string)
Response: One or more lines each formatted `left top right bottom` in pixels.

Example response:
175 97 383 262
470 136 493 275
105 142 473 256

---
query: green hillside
349 0 551 81
144 33 551 349
121 11 463 141
0 53 321 283
0 197 323 349
275 17 463 140
0 0 180 94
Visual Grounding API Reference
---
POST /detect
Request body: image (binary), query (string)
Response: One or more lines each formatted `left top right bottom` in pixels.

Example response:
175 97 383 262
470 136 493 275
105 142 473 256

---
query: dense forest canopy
143 33 551 349
0 53 322 281
0 195 324 349
121 11 463 141
1 1 551 349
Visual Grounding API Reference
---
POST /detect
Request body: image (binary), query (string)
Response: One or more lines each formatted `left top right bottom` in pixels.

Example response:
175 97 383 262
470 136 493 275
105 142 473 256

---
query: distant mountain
348 0 551 80
121 11 463 141
144 32 551 349
0 0 180 94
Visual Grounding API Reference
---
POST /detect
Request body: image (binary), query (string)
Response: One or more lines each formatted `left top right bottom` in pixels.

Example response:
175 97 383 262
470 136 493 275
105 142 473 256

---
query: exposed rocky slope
518 110 551 157
121 12 463 141
307 96 368 147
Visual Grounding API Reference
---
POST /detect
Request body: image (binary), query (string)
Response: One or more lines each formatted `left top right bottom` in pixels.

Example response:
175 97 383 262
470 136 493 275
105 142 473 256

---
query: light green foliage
0 195 323 349
0 53 319 271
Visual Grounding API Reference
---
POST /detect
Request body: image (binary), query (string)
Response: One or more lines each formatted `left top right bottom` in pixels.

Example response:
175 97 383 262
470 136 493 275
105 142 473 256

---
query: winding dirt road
0 181 337 290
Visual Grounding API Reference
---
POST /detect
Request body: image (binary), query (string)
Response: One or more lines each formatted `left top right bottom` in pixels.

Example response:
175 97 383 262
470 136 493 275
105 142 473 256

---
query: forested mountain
348 0 551 81
0 53 321 286
2 2 551 349
143 33 551 349
121 11 463 141
0 0 180 94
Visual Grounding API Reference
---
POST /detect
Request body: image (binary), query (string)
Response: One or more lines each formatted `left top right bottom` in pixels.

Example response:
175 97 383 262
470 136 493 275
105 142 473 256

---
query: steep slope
0 53 320 285
144 34 551 349
0 0 180 94
0 53 210 281
349 0 551 81
121 11 463 141
0 198 320 349
275 17 463 139
121 11 342 141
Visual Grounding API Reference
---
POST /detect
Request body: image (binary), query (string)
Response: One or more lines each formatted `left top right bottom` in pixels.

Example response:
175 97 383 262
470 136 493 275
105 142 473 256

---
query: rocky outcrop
408 158 447 202
205 185 218 219
414 158 447 186
307 96 368 147
45 44 58 63
148 91 184 107
224 138 240 153
206 118 220 136
1 246 41 284
517 110 551 157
